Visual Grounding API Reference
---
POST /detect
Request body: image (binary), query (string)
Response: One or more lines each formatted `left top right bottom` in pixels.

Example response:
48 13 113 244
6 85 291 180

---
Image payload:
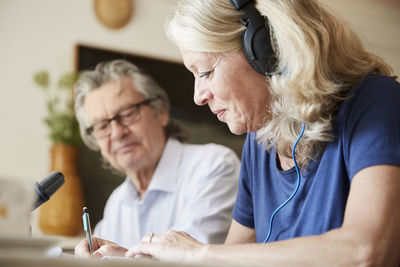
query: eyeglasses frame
85 97 158 138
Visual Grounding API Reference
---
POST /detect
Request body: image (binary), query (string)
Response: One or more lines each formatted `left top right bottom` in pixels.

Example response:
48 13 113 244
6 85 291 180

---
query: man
74 59 240 251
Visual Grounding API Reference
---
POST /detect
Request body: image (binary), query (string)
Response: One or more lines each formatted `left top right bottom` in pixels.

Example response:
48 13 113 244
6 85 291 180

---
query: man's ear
158 107 169 127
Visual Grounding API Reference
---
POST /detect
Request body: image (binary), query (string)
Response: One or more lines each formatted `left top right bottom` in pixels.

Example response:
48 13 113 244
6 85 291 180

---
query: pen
82 207 93 254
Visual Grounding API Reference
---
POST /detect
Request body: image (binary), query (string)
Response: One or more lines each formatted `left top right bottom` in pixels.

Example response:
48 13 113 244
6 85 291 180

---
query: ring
149 233 155 243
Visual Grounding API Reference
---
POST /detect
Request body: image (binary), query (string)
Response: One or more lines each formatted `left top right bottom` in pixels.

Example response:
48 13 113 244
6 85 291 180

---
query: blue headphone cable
263 123 306 243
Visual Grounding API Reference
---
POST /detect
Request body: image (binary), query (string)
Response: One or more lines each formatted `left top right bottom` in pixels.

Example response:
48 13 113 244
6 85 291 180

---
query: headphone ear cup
241 25 269 74
241 18 277 76
231 0 278 76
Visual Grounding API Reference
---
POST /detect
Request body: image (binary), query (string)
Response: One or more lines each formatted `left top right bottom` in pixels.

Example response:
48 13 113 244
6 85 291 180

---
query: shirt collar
146 138 183 194
121 138 183 200
120 177 139 202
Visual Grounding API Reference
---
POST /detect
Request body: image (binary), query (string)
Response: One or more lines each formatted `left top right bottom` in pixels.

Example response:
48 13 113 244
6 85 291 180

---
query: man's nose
109 120 128 140
194 79 213 106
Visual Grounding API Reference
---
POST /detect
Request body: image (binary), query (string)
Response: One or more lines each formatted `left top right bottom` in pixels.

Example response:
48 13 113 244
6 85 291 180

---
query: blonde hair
166 0 394 167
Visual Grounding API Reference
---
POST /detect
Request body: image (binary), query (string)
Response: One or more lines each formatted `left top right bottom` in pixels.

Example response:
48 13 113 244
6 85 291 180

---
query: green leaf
33 71 49 88
58 72 79 90
33 70 82 145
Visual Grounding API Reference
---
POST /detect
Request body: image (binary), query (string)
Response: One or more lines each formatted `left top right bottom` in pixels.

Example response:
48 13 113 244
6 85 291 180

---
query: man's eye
120 109 136 118
199 71 211 79
94 122 109 131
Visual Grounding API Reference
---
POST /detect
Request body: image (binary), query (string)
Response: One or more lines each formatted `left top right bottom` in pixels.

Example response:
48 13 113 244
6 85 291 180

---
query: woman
85 0 400 265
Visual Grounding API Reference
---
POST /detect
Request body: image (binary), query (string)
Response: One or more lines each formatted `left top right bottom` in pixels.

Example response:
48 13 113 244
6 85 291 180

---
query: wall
0 0 399 232
0 0 181 183
320 0 400 73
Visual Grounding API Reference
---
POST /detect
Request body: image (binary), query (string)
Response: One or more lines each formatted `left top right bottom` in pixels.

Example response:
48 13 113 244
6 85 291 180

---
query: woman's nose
194 79 213 106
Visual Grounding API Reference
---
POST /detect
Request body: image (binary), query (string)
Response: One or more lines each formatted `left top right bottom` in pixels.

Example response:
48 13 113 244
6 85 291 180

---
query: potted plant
33 71 81 145
33 70 83 236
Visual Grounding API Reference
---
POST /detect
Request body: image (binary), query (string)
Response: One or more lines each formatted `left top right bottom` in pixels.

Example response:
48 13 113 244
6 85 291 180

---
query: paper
0 178 34 237
101 255 132 261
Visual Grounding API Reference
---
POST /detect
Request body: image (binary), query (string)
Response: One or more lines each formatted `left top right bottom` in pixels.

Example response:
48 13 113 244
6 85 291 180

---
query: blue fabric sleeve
232 133 255 228
342 76 400 179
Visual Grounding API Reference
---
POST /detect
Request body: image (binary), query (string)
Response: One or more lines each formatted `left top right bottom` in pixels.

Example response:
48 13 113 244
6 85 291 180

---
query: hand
74 237 127 258
125 230 205 262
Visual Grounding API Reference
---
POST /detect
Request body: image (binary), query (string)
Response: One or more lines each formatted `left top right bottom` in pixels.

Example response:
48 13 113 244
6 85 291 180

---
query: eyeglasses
86 98 157 139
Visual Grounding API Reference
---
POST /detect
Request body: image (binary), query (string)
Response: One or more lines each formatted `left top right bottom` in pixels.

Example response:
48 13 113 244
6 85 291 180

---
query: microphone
32 171 65 210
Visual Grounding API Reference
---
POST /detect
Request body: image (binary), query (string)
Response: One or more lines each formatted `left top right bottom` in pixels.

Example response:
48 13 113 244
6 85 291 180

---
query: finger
141 233 154 243
92 237 110 249
95 244 128 257
125 243 153 258
74 238 91 258
92 250 103 258
141 234 149 243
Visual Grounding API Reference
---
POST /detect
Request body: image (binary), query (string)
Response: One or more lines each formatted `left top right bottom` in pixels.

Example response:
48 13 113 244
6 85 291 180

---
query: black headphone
229 0 278 76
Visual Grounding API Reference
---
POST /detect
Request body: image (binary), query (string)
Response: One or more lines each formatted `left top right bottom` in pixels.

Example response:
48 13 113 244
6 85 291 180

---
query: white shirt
93 138 240 248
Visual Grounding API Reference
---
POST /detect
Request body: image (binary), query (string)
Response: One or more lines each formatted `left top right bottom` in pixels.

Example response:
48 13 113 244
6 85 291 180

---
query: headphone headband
230 0 251 10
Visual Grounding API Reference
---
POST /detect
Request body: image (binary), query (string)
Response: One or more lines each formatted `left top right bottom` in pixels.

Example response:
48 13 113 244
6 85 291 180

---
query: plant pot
38 144 84 236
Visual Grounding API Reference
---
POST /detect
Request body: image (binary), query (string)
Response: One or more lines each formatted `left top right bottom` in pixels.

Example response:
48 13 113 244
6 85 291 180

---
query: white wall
320 0 400 73
0 0 399 184
0 0 181 183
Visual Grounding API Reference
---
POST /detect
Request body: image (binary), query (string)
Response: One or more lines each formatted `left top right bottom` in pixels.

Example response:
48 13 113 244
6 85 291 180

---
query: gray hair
74 59 188 151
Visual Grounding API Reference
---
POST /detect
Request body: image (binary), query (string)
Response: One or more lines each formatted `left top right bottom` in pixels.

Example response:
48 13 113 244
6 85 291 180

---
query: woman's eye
199 71 211 79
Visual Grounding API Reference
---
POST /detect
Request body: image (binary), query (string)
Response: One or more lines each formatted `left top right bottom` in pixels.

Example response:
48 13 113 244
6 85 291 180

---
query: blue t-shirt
232 75 400 243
